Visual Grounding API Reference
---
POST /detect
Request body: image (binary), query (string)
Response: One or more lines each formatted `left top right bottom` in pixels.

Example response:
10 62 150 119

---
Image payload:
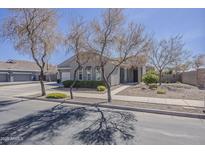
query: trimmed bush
46 93 68 99
97 85 106 91
63 80 106 88
142 70 159 85
157 88 166 94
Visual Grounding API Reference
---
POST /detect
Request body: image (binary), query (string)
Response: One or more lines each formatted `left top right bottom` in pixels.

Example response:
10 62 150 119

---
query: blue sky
0 8 205 65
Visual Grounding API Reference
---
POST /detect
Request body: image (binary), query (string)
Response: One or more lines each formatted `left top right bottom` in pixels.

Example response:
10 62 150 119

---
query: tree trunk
40 70 46 96
159 70 162 86
107 84 112 103
70 80 76 99
70 68 78 99
101 66 112 103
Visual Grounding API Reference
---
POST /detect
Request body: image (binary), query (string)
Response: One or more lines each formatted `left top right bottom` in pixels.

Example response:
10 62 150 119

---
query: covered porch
120 66 146 84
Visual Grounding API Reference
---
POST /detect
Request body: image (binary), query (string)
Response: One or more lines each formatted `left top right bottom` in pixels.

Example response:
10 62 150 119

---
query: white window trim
95 66 101 81
78 67 83 81
86 66 92 81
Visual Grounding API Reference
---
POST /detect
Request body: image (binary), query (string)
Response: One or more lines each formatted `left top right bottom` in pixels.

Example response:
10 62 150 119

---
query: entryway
133 69 138 82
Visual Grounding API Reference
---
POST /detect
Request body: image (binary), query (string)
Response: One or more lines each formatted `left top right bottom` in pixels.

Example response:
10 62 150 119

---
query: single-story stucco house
0 60 57 82
58 52 151 86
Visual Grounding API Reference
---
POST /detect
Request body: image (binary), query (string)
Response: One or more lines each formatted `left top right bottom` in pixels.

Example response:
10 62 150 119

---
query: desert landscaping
117 83 205 101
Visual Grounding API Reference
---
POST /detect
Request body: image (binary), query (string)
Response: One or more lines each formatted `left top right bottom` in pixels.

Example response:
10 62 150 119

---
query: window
95 66 101 81
78 67 83 80
86 66 92 80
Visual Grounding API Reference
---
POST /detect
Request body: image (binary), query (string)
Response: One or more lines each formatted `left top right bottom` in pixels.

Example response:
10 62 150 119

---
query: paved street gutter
18 95 205 119
0 81 40 87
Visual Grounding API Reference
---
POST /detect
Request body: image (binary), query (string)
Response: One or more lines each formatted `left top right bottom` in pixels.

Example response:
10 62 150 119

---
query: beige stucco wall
182 71 197 86
182 68 205 88
197 68 205 88
58 55 120 86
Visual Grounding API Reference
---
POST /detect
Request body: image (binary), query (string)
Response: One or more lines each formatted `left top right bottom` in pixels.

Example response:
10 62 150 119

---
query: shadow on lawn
0 103 137 145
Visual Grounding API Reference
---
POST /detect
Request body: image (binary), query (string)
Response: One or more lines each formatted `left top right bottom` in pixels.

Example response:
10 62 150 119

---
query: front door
120 68 124 83
133 69 138 82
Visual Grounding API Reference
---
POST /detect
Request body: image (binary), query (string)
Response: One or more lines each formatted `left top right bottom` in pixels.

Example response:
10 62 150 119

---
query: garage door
62 72 70 81
0 73 8 82
13 74 32 81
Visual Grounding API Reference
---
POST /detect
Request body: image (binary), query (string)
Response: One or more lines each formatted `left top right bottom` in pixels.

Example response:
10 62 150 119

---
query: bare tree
193 54 205 69
150 35 186 85
175 60 193 73
172 50 191 73
88 9 151 103
1 9 60 96
65 19 90 99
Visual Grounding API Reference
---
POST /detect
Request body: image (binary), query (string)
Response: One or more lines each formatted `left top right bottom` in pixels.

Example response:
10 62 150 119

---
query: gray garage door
13 74 32 81
0 73 8 82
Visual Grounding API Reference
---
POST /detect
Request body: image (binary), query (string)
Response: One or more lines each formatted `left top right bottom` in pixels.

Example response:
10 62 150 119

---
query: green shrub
63 80 106 88
97 85 106 91
157 88 166 94
142 70 159 85
147 69 158 75
46 93 68 99
149 83 158 90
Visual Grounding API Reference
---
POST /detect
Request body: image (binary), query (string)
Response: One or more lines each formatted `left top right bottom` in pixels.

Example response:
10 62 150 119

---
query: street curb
19 96 205 119
0 81 40 87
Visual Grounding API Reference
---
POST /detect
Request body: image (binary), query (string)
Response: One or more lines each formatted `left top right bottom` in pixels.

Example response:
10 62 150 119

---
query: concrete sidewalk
72 91 205 107
15 85 205 108
73 85 205 108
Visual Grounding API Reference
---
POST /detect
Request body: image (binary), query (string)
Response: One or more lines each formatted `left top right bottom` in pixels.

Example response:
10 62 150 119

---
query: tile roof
0 60 57 73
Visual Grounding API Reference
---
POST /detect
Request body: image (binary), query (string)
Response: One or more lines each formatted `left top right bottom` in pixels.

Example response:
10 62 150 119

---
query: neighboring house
0 60 57 82
57 52 150 86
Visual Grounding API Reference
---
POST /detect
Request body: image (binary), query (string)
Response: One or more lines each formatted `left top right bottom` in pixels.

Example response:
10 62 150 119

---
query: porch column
142 66 146 75
138 67 142 83
124 68 127 83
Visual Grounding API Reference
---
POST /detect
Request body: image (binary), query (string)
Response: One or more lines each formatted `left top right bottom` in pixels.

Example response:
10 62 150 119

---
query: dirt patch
117 83 205 101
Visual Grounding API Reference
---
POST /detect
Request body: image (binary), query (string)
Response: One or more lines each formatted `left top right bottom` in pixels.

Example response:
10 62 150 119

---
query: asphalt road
0 83 205 144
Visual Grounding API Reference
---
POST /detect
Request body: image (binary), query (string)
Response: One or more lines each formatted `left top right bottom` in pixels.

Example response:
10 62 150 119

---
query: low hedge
97 85 106 91
63 80 106 88
46 93 68 99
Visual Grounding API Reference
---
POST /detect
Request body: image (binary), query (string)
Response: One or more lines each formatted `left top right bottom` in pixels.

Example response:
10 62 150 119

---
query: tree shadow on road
73 105 137 145
0 104 87 145
0 100 23 108
0 102 138 145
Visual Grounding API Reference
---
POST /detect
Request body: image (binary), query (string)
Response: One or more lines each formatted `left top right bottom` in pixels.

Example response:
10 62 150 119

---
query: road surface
0 83 205 144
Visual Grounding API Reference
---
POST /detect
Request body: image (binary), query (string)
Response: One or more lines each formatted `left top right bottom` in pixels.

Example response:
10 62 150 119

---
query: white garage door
0 73 8 82
62 72 70 81
13 74 32 81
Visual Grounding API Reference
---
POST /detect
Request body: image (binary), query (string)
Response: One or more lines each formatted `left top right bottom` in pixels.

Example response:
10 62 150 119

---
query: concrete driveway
0 82 58 98
0 83 205 144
